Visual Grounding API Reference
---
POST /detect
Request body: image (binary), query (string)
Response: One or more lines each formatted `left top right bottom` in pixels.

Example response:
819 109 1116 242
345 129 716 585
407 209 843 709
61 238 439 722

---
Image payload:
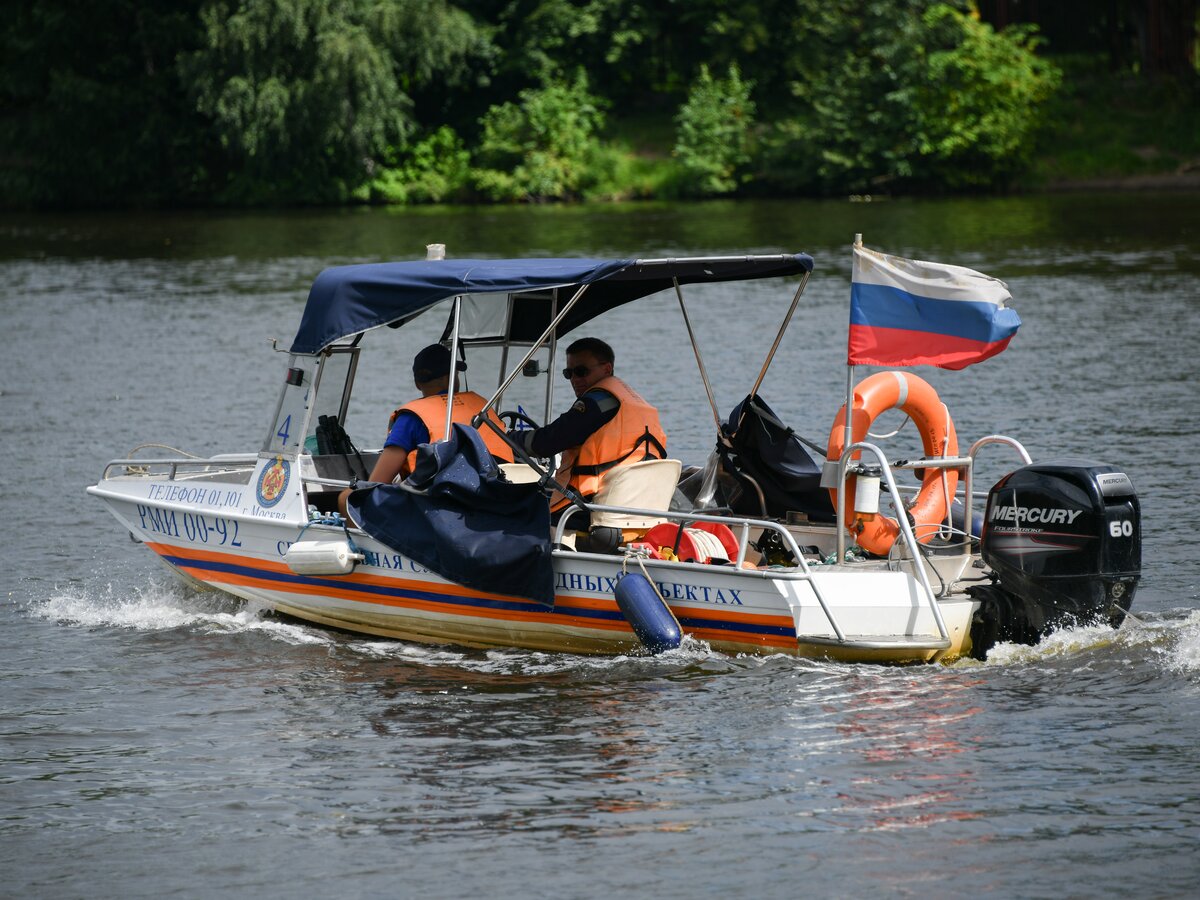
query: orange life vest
553 376 667 510
391 391 514 471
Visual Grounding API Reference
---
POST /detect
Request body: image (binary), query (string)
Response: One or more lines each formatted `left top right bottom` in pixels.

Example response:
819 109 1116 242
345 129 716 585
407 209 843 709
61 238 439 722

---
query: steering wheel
498 410 540 431
497 410 556 470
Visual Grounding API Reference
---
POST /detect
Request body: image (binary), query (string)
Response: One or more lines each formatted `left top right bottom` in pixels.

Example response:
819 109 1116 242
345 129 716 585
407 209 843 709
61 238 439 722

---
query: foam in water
981 609 1200 674
29 577 1200 676
1156 609 1200 675
347 632 717 675
29 578 331 646
983 622 1120 664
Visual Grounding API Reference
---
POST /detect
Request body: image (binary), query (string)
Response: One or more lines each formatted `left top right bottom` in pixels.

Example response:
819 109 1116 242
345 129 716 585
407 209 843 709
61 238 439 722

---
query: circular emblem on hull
256 455 290 507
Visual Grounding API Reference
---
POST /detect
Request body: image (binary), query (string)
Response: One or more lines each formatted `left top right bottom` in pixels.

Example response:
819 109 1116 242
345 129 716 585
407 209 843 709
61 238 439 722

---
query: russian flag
848 244 1021 370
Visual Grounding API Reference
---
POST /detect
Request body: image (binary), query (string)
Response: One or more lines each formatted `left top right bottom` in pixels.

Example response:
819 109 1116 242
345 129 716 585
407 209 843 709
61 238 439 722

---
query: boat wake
27 576 717 670
29 576 1199 678
977 608 1200 674
28 578 332 646
1141 608 1200 675
346 633 718 676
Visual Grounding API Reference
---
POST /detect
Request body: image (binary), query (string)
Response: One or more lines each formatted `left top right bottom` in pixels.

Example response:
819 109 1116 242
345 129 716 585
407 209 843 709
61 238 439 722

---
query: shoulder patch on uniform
587 389 620 414
571 399 588 414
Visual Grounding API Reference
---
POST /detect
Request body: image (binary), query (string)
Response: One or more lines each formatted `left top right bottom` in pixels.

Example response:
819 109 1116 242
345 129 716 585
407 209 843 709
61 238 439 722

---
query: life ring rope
867 412 911 441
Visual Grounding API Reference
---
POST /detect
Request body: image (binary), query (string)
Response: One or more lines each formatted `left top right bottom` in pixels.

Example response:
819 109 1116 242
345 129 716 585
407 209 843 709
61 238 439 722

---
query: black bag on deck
720 395 836 522
315 414 369 479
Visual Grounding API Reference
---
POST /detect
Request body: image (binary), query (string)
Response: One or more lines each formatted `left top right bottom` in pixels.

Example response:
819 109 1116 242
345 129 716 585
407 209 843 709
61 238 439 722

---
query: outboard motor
969 459 1141 657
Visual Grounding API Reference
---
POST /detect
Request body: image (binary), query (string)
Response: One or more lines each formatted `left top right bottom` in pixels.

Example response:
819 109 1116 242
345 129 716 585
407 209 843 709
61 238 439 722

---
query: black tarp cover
346 424 554 606
722 395 836 522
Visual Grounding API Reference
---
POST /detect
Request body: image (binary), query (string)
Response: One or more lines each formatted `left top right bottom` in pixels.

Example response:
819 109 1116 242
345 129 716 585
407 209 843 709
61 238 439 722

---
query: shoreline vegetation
1042 171 1200 191
2 1 1197 210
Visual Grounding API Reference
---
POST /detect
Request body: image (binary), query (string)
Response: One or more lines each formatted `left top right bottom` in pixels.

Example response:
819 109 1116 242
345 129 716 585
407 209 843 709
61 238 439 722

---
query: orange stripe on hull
145 541 798 644
148 541 549 607
558 590 793 630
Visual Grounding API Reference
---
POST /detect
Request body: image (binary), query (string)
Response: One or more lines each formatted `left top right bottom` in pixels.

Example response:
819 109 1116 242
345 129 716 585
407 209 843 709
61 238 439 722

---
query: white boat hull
88 475 976 663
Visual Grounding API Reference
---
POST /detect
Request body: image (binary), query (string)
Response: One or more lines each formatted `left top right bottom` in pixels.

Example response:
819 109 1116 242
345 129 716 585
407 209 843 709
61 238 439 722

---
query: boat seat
589 459 683 531
498 462 541 484
308 451 378 483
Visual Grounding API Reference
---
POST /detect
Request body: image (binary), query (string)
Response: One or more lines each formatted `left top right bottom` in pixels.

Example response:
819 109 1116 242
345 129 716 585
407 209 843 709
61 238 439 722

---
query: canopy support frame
472 282 596 512
746 270 811 406
673 277 724 434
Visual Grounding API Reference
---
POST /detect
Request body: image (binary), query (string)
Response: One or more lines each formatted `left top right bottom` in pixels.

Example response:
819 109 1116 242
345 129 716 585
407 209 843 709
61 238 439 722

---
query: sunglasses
562 364 597 380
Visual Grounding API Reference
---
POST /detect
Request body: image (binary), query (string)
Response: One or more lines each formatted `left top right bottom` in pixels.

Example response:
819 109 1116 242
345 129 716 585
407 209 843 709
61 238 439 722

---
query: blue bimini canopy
290 254 814 354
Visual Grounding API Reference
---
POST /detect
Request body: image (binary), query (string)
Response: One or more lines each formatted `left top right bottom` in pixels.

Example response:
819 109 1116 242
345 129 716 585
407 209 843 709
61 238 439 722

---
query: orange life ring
826 371 959 556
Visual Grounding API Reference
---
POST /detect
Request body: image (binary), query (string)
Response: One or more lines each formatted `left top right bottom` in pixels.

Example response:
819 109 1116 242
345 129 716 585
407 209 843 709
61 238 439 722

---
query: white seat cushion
590 459 682 530
498 462 541 484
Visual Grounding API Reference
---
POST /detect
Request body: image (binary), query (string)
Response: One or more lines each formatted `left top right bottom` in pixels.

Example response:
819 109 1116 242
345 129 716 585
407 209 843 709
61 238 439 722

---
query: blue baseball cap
413 344 466 382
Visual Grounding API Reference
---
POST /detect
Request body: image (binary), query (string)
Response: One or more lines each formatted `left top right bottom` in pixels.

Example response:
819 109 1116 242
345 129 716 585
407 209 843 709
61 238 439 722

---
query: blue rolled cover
950 498 984 539
347 424 554 606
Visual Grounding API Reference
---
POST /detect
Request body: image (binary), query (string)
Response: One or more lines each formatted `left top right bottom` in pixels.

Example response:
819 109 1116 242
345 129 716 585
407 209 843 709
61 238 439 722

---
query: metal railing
963 435 1032 531
808 435 1033 651
287 438 1042 653
860 434 1032 528
831 441 953 649
100 454 258 481
551 500 856 643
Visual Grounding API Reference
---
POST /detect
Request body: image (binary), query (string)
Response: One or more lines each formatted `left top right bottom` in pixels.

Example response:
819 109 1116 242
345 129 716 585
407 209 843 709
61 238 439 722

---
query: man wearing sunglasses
513 337 666 521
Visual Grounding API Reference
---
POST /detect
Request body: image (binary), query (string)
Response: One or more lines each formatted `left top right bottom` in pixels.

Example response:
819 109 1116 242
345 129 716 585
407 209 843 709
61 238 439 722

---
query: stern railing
832 441 952 649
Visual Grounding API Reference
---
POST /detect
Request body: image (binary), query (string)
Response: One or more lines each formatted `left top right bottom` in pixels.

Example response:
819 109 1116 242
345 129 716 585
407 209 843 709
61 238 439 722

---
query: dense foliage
916 6 1061 187
183 0 491 203
0 0 207 206
758 1 1063 193
471 72 607 201
674 64 756 196
1 0 1193 207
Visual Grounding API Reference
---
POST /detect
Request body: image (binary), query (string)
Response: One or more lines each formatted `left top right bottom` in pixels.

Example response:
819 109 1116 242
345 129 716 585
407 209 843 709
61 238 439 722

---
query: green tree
366 126 472 203
761 0 1060 193
184 0 489 203
673 64 756 196
915 5 1061 187
1 0 207 207
471 72 607 201
455 0 656 115
457 0 819 115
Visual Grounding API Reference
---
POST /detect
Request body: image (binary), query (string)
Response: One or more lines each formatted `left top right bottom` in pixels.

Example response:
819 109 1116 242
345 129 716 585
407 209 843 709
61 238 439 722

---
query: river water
2 195 1198 897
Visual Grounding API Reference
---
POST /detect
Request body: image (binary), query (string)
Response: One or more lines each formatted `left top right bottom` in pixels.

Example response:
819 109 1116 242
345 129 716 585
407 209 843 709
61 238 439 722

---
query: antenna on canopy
427 242 457 437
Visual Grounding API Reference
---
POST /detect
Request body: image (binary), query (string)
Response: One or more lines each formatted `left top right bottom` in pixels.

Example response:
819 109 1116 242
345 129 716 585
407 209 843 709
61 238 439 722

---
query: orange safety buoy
826 371 959 556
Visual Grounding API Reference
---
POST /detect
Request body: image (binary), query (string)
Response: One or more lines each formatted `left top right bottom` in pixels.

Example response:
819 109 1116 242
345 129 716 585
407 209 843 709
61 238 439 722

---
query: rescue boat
87 249 1142 663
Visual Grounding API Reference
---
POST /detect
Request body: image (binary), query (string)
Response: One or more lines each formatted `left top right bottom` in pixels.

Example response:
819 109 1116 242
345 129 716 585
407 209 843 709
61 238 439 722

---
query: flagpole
843 234 863 460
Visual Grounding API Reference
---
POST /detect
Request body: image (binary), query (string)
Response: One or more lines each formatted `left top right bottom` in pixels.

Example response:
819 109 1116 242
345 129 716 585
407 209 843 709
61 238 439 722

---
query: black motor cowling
969 458 1141 656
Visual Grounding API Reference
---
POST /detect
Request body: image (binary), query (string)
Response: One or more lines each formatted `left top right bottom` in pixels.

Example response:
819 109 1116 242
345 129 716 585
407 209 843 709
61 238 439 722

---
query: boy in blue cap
338 344 512 515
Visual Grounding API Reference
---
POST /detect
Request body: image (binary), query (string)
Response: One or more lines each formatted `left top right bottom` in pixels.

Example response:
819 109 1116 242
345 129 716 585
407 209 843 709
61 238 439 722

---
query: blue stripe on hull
162 552 795 639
